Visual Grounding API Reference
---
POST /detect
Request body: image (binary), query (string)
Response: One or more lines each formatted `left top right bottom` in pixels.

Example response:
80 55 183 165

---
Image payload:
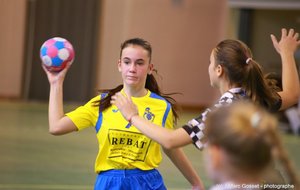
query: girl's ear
118 59 121 72
148 63 154 75
216 64 223 77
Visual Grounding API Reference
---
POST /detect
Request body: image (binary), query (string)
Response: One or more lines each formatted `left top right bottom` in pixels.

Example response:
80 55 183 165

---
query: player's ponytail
214 39 281 111
145 70 179 123
95 84 123 112
243 58 280 111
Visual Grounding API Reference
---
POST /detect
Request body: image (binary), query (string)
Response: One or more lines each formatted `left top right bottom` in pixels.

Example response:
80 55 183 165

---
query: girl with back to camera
43 38 204 190
111 28 300 150
204 101 299 189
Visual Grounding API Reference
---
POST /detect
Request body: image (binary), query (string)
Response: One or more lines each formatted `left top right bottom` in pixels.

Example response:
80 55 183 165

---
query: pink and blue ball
40 37 75 72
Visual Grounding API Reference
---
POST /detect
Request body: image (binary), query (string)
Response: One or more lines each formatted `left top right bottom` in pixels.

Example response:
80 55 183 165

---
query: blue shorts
94 168 166 190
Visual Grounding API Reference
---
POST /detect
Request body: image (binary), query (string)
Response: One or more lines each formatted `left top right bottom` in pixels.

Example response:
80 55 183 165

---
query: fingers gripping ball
40 37 75 72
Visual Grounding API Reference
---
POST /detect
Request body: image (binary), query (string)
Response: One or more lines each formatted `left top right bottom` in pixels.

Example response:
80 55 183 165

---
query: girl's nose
129 63 136 71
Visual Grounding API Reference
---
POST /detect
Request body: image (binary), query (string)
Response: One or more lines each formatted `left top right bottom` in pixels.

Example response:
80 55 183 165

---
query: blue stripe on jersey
162 104 171 127
149 92 171 127
95 93 107 133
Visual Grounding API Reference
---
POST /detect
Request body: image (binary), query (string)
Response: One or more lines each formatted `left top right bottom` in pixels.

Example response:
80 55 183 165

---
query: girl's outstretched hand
271 28 300 55
111 92 139 122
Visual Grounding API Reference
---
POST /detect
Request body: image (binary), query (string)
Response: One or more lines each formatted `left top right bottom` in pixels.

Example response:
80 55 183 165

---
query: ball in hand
40 37 75 72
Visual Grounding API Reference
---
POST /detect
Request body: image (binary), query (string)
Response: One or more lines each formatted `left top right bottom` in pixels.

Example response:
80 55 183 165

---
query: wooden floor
0 101 299 190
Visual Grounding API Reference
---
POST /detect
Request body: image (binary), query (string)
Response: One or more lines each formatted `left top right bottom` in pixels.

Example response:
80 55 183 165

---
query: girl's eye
123 59 130 64
136 61 144 65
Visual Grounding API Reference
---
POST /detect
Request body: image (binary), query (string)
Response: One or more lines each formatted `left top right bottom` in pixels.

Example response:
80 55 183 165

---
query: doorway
23 0 100 103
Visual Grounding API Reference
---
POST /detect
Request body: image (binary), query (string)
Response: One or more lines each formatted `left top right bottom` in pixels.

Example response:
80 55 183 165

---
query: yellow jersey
66 90 174 173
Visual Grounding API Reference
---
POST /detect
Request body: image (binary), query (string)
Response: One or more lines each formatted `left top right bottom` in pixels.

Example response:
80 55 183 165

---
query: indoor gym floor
0 100 299 190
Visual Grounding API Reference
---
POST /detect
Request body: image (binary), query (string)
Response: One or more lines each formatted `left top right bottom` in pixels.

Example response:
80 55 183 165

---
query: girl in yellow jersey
43 38 204 190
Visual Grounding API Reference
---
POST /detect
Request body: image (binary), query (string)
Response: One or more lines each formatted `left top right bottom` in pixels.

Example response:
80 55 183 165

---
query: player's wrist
128 112 138 124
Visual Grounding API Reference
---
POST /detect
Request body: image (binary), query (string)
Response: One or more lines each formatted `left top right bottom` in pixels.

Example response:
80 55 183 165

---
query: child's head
212 39 255 87
96 37 179 121
118 38 153 88
120 38 152 63
210 39 280 110
204 101 299 185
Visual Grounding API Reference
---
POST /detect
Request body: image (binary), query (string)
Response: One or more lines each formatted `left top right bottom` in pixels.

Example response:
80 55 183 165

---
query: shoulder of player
148 91 162 98
216 91 237 106
148 92 169 102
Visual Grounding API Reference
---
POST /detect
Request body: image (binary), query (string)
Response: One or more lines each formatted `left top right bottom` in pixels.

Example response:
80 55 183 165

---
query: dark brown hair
213 39 281 111
93 38 179 122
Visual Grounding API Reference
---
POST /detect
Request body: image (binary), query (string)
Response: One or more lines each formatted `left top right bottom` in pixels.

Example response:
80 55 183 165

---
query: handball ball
40 37 75 72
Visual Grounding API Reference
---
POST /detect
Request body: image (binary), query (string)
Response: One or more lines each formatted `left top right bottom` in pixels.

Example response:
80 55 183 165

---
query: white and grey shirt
182 88 247 150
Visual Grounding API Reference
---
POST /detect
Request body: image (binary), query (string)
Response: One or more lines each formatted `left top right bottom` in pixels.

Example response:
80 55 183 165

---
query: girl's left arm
163 147 205 190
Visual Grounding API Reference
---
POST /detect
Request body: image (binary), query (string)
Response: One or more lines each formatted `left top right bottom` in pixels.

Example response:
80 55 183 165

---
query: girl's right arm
43 64 78 135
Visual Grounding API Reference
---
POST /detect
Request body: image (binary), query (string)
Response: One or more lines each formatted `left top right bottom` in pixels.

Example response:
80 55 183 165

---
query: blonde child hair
205 101 299 187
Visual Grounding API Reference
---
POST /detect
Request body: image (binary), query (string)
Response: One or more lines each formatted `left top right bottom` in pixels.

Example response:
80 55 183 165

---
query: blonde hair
205 101 299 185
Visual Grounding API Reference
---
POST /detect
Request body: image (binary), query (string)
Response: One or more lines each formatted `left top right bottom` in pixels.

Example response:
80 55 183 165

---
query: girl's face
208 50 220 88
118 45 153 88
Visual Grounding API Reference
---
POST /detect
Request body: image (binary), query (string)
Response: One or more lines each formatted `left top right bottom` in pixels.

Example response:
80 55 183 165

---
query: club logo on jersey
143 107 155 122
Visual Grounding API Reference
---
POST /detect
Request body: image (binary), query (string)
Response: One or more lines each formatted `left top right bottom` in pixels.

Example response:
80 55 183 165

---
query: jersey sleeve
66 95 100 130
182 92 236 150
182 109 209 150
163 102 174 130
